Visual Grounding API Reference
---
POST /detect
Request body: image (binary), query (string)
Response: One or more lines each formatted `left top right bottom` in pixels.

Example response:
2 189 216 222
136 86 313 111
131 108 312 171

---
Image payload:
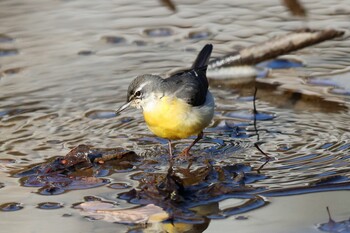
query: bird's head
116 74 163 114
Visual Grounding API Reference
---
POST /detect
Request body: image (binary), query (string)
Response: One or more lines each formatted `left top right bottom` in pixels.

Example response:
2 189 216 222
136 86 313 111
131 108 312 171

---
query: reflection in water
0 34 14 43
0 48 18 57
9 137 350 232
0 202 23 212
1 0 350 232
317 207 350 233
36 202 63 210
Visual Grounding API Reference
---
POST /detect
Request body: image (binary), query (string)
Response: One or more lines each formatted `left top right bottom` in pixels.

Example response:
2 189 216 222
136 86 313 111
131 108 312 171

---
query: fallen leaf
76 201 169 224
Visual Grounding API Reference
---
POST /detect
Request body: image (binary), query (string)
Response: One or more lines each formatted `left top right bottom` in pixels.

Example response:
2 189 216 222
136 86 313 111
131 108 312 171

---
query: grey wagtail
116 44 214 157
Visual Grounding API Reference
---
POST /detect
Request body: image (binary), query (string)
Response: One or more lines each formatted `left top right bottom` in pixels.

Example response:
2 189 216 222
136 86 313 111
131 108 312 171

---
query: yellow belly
143 96 209 140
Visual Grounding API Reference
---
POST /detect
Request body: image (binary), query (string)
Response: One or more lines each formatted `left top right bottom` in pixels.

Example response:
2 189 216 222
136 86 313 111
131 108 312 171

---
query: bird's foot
179 147 191 157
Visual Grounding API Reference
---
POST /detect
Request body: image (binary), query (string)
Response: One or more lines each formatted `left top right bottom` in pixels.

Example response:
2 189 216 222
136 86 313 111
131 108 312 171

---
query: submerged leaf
76 201 169 224
12 145 136 194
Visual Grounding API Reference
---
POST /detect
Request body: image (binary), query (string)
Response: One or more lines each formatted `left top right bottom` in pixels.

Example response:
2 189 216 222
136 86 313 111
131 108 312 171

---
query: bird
116 44 214 158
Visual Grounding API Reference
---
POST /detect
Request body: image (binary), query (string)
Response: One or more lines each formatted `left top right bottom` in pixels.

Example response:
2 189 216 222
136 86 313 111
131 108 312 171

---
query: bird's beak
116 102 131 115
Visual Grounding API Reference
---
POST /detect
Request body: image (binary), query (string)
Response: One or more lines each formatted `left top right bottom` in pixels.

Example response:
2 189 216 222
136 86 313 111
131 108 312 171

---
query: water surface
1 0 350 232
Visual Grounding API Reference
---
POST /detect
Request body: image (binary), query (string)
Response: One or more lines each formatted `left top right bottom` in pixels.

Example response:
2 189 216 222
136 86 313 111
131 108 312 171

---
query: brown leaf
76 201 169 224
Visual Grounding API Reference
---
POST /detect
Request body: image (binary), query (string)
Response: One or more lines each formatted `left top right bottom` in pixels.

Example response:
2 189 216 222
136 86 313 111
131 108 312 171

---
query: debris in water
12 145 138 195
208 29 344 69
75 202 168 224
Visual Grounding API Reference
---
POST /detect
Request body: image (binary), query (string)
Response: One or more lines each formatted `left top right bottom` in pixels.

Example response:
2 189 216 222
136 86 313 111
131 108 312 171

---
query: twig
209 29 344 69
252 87 271 172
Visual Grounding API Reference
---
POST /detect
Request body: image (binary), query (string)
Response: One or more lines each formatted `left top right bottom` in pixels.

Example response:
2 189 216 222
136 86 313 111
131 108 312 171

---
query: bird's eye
135 91 141 97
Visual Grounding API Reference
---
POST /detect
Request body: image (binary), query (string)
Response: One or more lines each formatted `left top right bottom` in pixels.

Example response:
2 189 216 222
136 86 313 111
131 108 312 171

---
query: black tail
191 44 213 70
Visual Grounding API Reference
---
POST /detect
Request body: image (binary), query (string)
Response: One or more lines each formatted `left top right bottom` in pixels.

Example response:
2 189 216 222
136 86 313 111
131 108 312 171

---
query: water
1 0 350 232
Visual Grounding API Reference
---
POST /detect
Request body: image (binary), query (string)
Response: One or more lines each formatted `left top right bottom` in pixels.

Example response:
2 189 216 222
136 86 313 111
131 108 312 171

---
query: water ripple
0 0 350 231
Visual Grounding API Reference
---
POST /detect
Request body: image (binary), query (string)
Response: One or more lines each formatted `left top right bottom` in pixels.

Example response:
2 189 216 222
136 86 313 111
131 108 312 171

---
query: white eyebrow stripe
134 81 152 93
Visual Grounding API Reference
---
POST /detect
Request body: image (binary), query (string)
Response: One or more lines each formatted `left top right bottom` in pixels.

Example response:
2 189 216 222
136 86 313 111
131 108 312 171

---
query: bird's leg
181 131 204 156
168 140 173 159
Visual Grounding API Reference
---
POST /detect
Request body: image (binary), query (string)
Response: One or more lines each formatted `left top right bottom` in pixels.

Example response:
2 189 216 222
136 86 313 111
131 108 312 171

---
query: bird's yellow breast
143 96 210 140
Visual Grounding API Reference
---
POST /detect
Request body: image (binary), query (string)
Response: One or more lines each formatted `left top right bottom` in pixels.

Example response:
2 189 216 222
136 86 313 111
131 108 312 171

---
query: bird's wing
164 44 213 106
164 71 206 106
